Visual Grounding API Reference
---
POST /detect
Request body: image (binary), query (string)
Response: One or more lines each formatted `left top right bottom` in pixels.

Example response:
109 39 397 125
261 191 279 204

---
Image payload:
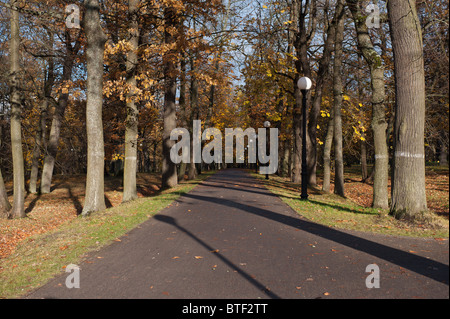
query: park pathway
26 169 448 299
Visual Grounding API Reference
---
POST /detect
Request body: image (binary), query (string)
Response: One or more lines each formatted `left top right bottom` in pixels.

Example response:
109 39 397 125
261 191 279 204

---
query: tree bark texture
123 0 140 203
322 109 334 193
388 0 428 218
82 0 107 216
291 82 302 184
332 6 345 197
161 6 179 189
9 0 25 218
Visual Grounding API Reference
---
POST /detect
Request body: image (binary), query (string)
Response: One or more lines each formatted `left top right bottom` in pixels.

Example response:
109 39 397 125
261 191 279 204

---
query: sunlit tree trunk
82 0 107 216
161 6 179 189
9 0 25 219
347 0 389 209
322 109 334 193
123 0 140 203
332 4 345 197
388 0 428 219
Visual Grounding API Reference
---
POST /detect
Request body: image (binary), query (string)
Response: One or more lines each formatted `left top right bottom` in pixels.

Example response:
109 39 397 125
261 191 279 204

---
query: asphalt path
26 169 449 299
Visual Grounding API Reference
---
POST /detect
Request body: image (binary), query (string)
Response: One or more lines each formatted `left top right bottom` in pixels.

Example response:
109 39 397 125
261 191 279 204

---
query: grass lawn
0 171 216 299
253 164 449 239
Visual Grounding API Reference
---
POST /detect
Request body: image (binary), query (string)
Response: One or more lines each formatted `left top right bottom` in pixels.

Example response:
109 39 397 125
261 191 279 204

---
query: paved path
26 169 448 299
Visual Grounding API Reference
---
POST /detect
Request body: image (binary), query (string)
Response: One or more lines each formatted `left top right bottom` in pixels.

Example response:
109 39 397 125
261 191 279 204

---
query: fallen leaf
324 292 330 296
210 249 219 253
194 256 203 259
172 256 180 259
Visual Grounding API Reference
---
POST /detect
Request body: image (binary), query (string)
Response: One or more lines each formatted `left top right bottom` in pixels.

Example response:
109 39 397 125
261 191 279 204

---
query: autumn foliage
0 1 448 225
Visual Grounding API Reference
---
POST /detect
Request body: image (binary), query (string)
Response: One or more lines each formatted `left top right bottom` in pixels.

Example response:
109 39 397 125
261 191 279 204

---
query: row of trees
0 0 229 217
0 0 448 220
238 0 448 219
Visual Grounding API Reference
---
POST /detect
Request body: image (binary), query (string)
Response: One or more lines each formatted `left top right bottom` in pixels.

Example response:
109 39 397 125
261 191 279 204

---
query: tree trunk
29 99 48 194
178 55 187 183
0 111 10 216
361 138 368 181
30 34 54 194
9 0 25 219
40 31 80 194
82 0 107 216
357 54 369 182
161 6 179 189
388 0 428 219
291 81 302 184
347 0 389 208
187 70 199 181
123 0 140 203
439 136 448 166
332 4 345 197
322 109 334 193
0 117 10 217
308 0 343 187
0 167 11 217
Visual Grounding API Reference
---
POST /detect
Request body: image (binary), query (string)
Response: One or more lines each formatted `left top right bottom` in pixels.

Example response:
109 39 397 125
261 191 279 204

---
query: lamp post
263 121 271 180
298 77 312 200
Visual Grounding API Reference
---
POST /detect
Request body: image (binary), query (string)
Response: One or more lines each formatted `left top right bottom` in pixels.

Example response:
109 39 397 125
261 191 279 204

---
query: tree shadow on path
181 188 449 286
154 214 281 299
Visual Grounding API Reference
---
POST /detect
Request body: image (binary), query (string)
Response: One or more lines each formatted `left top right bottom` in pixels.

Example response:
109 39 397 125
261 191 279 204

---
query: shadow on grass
20 172 216 216
306 199 378 216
